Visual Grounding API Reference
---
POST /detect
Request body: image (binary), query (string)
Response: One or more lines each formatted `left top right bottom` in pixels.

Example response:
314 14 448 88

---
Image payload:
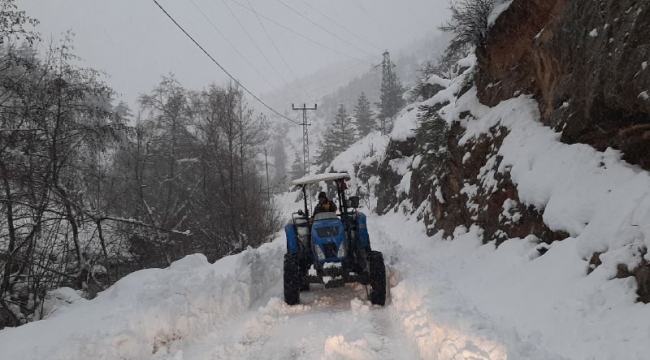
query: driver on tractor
313 191 337 216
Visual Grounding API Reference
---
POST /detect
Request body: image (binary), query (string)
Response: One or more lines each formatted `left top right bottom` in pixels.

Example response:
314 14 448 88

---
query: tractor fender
285 222 299 253
356 212 370 249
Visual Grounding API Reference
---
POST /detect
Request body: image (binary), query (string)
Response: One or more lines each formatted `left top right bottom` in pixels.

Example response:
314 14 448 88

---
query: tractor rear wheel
299 259 310 292
284 253 300 305
368 251 386 306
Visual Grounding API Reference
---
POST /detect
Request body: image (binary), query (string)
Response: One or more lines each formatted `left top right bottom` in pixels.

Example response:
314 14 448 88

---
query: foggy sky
17 0 450 110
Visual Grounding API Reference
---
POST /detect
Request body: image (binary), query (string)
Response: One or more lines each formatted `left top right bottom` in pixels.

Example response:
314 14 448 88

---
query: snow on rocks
459 92 650 271
416 86 650 359
488 0 514 27
426 74 451 88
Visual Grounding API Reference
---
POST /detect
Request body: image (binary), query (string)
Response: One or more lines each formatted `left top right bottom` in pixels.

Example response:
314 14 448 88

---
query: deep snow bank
361 50 650 359
0 239 285 360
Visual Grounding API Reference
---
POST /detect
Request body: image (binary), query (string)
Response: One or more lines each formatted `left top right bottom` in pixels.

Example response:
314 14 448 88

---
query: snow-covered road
144 214 422 360
175 283 417 360
1 211 648 360
127 213 563 360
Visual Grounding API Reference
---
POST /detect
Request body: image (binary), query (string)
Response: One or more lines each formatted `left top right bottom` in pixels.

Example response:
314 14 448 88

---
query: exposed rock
614 249 650 304
376 138 416 214
478 0 650 168
426 122 566 244
472 0 650 302
374 0 650 303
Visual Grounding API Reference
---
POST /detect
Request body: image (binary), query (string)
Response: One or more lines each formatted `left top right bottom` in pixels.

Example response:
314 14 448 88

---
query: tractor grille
316 226 339 238
322 243 338 258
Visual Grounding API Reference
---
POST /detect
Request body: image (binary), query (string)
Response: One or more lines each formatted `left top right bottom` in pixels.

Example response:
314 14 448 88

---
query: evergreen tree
271 133 288 188
290 151 305 180
414 104 450 177
331 104 357 154
313 131 337 169
353 92 375 137
377 54 406 134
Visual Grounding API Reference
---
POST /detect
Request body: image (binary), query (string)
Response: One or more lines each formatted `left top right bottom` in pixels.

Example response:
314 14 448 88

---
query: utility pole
381 50 391 135
292 103 317 177
264 147 270 203
293 103 317 210
375 50 394 135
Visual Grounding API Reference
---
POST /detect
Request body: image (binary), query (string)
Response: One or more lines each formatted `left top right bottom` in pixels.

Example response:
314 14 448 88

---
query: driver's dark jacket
313 200 337 215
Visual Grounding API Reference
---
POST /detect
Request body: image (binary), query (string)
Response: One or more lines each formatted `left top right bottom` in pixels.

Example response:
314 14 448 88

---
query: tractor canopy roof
291 173 351 186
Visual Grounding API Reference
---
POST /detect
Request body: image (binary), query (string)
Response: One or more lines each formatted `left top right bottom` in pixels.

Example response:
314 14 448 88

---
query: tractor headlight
314 245 326 260
337 241 347 258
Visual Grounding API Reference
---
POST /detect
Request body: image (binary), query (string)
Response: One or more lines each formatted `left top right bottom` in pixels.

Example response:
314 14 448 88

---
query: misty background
18 0 451 110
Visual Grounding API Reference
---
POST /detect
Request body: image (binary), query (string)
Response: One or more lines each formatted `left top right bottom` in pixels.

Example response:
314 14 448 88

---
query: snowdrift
0 240 285 360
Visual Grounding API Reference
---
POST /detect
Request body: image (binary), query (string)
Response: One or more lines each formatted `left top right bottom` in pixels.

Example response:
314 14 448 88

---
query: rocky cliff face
376 0 650 302
478 0 650 168
378 120 566 245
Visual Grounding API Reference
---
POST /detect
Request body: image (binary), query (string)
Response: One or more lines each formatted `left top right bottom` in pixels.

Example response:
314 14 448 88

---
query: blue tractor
283 173 386 306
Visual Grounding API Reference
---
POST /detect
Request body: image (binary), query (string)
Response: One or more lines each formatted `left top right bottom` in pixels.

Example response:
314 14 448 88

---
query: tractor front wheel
368 251 386 306
284 253 300 305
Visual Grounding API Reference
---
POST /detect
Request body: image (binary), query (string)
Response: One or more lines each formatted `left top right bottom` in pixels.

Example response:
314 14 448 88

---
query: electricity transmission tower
292 103 317 209
379 50 392 135
292 103 317 177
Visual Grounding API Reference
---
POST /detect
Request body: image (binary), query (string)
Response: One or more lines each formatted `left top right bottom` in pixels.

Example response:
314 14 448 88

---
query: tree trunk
0 159 17 296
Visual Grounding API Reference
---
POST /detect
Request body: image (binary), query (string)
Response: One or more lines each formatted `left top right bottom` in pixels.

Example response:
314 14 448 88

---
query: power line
220 0 300 99
150 0 300 125
246 0 312 100
188 0 293 104
309 72 369 96
276 0 380 61
303 61 370 87
228 0 375 64
298 0 383 52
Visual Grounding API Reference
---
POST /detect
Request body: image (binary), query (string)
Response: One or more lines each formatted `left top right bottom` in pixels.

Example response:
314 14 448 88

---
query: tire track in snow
151 215 422 360
166 281 419 360
369 214 569 360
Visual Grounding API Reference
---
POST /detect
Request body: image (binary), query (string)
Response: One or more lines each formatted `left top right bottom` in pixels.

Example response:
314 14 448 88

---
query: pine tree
290 151 305 180
331 104 357 154
353 92 375 137
271 133 288 187
415 104 450 177
377 53 406 134
313 131 337 168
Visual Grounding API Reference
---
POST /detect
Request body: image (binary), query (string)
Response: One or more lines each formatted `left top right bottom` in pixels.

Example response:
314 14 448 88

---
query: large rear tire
299 258 310 292
284 253 300 305
368 251 386 306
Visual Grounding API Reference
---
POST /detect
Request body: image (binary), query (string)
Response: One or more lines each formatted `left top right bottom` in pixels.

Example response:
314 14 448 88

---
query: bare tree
439 0 495 61
0 34 125 326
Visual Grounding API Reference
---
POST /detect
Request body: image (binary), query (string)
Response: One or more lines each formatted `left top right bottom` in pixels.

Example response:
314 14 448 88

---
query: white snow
500 198 522 224
291 172 351 185
488 0 514 27
462 151 471 164
396 171 413 196
388 156 413 176
639 91 649 100
589 28 598 37
426 73 451 88
0 244 285 360
390 104 420 141
390 54 476 142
